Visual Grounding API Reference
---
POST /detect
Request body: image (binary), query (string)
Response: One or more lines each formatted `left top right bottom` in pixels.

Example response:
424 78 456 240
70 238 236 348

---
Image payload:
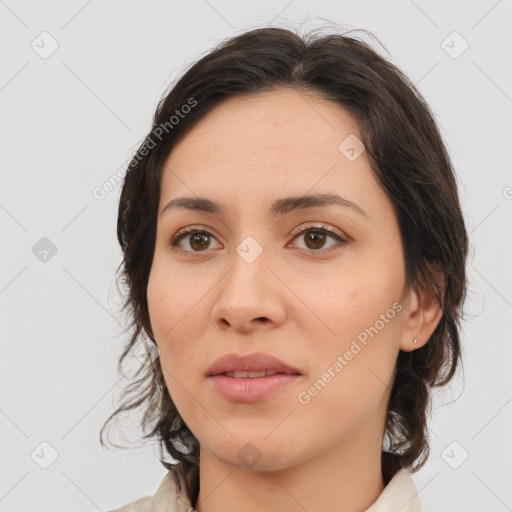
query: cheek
310 270 401 347
147 266 172 341
299 299 401 431
147 268 196 416
146 262 208 390
147 263 190 373
147 257 198 340
302 257 403 404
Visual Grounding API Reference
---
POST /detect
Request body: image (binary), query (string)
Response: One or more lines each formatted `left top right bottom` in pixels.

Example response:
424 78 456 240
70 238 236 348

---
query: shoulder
107 470 194 512
365 468 424 512
107 495 153 512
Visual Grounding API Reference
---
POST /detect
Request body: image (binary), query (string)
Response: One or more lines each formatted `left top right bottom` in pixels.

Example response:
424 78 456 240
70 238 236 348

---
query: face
147 88 412 472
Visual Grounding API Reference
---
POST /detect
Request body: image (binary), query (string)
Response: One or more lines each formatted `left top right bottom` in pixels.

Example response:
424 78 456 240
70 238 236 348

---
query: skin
146 88 443 512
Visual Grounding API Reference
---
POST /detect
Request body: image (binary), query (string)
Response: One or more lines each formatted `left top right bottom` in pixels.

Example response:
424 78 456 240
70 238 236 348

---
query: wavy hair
100 26 469 506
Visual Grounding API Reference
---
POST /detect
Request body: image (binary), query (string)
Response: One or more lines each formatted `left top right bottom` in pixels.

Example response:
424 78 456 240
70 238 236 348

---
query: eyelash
169 223 348 255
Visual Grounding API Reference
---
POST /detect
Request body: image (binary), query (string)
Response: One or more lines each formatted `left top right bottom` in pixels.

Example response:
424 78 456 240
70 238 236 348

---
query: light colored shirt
109 467 424 512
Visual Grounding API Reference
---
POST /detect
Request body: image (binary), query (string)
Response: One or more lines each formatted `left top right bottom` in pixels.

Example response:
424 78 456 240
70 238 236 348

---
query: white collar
365 468 423 511
111 467 423 512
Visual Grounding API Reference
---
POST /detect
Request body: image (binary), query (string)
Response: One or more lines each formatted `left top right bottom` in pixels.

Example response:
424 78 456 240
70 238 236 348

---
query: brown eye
187 232 210 251
289 225 347 253
304 230 328 250
170 229 221 252
170 224 347 255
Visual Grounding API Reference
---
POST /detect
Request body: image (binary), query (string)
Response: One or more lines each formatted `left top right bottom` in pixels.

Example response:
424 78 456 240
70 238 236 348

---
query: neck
193 430 385 512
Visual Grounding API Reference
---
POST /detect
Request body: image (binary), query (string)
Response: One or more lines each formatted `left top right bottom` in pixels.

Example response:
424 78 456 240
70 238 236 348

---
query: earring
413 337 419 345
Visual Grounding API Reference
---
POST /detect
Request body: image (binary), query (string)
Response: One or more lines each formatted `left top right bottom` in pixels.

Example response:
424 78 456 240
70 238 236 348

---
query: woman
102 26 468 512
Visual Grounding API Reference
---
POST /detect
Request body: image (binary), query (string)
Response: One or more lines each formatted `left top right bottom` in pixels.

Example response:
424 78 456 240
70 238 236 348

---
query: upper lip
208 352 302 376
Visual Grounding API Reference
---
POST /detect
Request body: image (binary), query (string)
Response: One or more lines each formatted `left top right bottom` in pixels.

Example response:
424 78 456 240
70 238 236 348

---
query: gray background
1 1 511 511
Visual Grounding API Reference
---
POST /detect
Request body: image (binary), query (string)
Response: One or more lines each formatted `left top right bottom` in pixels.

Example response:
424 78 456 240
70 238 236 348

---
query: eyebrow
160 193 369 220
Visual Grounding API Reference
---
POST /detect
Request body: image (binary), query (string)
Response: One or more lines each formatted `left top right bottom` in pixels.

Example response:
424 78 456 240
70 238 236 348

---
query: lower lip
209 374 301 402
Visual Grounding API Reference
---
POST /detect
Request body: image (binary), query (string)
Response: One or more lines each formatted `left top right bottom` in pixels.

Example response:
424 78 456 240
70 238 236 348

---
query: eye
169 223 347 254
288 223 347 253
170 227 221 252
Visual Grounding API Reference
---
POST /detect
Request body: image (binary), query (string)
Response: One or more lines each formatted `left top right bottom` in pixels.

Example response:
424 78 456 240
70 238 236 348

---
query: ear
399 265 445 352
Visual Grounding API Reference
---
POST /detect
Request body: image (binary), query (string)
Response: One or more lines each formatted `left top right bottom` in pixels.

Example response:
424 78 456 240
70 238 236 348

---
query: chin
205 434 298 472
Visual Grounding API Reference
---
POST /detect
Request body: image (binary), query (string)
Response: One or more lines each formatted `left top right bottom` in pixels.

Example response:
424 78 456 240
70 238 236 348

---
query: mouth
219 370 301 378
207 352 302 402
208 352 302 378
208 372 302 402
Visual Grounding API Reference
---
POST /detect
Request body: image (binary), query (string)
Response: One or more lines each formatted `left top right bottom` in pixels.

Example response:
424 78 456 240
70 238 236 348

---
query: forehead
159 88 392 224
169 88 362 163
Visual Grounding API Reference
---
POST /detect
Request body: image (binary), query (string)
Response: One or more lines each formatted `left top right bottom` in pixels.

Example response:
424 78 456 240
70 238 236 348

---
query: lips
208 352 301 377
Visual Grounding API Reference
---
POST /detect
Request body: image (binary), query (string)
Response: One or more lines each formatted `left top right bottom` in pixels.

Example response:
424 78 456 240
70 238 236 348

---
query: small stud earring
413 337 419 345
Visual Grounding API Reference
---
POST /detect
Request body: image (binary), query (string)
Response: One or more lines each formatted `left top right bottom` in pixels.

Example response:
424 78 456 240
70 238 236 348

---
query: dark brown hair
100 26 468 505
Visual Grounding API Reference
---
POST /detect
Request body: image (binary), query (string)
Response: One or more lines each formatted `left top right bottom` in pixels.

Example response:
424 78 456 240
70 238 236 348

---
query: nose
210 245 287 333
